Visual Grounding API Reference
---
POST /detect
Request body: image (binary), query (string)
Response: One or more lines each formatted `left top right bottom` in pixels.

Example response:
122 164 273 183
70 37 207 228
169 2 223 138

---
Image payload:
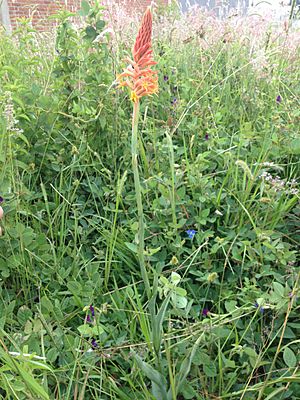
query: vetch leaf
283 347 297 368
77 324 94 336
273 282 285 297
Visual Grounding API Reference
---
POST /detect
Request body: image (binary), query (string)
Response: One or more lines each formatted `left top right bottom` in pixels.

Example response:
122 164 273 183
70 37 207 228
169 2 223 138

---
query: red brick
6 0 168 30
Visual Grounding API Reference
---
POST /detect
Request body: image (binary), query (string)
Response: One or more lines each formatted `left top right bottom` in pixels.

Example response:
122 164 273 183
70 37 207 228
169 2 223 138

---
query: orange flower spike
133 8 153 66
117 7 158 102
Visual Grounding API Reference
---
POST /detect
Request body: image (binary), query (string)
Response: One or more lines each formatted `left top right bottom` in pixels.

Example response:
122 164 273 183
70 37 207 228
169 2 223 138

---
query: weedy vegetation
0 1 299 399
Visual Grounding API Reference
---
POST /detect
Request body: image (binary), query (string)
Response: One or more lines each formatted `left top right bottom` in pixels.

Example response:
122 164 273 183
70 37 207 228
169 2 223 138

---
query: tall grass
0 2 299 399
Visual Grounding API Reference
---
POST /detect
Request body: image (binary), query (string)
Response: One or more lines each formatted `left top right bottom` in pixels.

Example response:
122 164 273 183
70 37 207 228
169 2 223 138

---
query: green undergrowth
0 2 299 399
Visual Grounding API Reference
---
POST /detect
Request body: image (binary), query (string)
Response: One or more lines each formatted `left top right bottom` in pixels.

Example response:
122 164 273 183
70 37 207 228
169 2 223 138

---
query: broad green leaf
96 20 105 31
273 282 285 297
85 26 97 40
283 347 297 368
289 138 300 155
244 347 257 358
203 362 217 377
172 294 187 309
80 0 90 16
171 272 181 285
125 242 138 254
77 324 94 335
225 300 237 312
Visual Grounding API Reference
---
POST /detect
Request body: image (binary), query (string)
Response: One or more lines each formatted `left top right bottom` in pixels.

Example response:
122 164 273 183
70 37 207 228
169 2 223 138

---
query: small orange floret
117 7 158 102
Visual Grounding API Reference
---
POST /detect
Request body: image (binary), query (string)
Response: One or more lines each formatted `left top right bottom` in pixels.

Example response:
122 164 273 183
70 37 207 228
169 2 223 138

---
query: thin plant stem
131 100 151 298
166 131 177 227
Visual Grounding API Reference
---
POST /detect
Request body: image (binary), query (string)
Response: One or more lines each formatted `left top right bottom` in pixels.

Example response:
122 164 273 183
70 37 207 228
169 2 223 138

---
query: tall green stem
132 101 151 298
166 132 177 227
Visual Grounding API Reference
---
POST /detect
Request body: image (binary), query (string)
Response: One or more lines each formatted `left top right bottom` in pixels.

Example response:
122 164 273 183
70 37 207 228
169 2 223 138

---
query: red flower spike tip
117 7 158 102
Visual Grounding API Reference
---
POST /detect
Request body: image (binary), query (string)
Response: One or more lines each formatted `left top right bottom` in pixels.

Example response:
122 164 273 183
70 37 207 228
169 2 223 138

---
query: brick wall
122 0 169 10
4 0 169 30
7 0 80 29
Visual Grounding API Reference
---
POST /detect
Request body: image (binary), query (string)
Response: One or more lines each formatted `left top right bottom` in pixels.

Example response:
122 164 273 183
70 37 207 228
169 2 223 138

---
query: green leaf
160 276 169 286
273 282 285 297
17 306 33 326
91 325 105 335
213 327 232 339
85 26 97 40
96 20 105 31
79 0 90 16
171 272 181 285
225 300 237 312
125 242 138 254
145 246 161 257
244 347 257 359
264 387 286 400
283 347 297 368
180 383 197 399
172 294 187 309
77 324 94 336
41 296 53 313
149 293 171 355
289 138 300 155
47 348 59 363
17 365 50 399
174 287 187 297
132 353 169 400
203 362 217 377
24 320 32 334
175 334 203 392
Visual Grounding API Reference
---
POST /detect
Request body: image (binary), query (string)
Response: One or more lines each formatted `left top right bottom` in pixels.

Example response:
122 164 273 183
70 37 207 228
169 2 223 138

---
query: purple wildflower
204 134 209 140
288 291 297 300
202 308 209 317
186 229 196 239
91 338 98 348
86 315 92 323
164 75 169 82
171 97 177 105
89 305 95 317
276 95 282 103
0 197 3 203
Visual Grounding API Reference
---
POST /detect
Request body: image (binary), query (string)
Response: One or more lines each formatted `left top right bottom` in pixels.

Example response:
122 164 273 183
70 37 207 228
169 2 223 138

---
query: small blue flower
0 196 3 203
164 75 169 82
186 229 196 239
91 338 98 348
276 95 282 103
254 302 264 313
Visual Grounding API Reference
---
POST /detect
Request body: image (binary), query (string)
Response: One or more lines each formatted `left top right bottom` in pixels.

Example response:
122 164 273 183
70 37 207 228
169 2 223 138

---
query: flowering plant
117 7 158 298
